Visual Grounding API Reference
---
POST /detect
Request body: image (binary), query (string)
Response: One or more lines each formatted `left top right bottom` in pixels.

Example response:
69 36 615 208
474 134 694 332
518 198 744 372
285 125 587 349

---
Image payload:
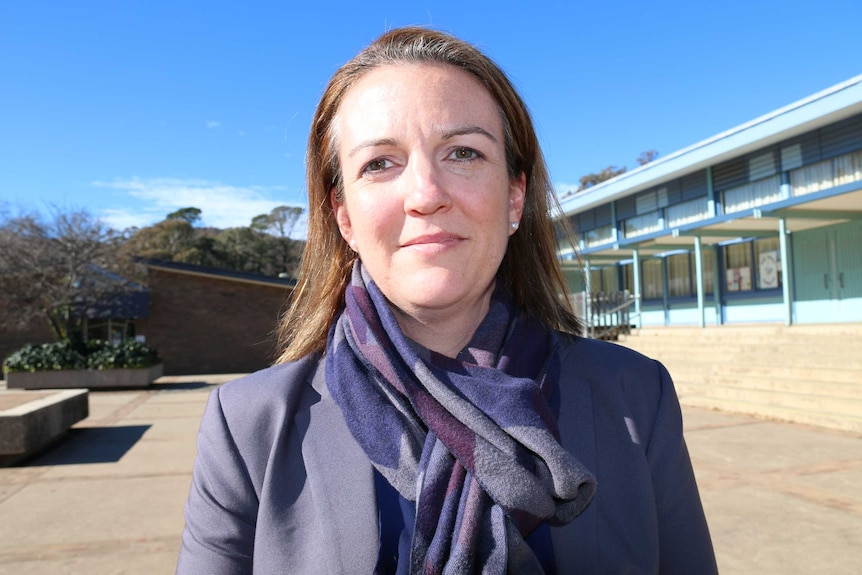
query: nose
402 155 451 215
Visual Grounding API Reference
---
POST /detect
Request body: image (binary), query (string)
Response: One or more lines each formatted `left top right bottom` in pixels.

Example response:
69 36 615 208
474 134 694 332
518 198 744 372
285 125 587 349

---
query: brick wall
136 268 292 375
0 322 54 369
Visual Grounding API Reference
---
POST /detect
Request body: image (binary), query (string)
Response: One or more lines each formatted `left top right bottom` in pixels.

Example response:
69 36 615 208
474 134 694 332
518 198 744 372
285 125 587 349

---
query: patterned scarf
325 263 596 574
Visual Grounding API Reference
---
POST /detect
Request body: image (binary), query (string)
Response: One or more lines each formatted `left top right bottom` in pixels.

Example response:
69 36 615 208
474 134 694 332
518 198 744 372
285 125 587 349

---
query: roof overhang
558 74 862 215
575 181 862 265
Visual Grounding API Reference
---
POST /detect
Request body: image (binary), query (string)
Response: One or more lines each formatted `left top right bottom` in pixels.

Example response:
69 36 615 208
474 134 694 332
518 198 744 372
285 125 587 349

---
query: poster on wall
726 267 752 292
758 251 780 289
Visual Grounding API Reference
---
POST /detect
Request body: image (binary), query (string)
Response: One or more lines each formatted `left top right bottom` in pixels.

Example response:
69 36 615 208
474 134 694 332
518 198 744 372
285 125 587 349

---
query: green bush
84 340 161 370
3 340 160 373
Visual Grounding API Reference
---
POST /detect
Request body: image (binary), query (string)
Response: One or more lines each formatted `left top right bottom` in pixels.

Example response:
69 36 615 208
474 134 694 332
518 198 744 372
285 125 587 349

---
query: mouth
401 232 464 248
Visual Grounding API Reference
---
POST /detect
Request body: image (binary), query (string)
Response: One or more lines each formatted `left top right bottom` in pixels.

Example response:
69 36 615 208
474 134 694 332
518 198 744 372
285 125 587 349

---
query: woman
178 27 717 574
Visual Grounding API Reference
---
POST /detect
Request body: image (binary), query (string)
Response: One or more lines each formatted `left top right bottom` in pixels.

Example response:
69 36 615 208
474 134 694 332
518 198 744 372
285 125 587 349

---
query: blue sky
2 0 861 234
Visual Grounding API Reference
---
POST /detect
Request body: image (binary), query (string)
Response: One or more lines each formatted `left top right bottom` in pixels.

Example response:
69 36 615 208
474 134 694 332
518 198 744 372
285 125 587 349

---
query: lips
401 232 463 248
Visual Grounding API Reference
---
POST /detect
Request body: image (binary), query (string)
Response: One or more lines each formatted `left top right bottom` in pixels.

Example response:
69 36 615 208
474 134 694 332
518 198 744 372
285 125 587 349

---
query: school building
558 74 862 329
555 75 862 433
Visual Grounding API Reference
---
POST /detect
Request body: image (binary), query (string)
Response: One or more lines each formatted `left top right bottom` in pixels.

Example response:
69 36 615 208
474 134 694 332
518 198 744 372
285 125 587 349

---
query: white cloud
206 120 222 129
93 177 306 236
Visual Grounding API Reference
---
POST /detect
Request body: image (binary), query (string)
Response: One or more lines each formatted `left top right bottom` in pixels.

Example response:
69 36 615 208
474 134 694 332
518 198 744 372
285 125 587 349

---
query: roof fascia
560 75 862 215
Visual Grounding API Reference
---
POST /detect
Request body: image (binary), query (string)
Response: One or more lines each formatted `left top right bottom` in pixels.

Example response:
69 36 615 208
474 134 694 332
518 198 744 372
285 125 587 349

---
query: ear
508 172 526 233
330 186 357 251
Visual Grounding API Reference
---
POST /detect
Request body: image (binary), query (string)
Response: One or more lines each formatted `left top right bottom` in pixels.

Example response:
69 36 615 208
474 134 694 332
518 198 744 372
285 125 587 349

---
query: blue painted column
713 245 723 325
583 259 591 337
694 236 705 327
632 248 642 328
779 217 793 325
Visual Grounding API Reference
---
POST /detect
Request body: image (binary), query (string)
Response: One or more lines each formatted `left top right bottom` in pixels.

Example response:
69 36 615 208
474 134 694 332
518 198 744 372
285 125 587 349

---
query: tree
251 205 304 238
636 149 659 166
118 217 218 267
0 209 134 344
577 165 628 192
120 206 306 278
166 207 202 225
574 150 659 193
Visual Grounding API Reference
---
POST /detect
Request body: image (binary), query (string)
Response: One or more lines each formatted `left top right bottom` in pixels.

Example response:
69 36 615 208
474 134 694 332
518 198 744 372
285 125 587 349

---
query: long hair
276 26 580 363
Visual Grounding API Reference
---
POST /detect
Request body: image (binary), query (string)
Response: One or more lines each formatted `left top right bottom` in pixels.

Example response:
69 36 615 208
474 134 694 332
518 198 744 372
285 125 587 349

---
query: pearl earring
510 221 520 231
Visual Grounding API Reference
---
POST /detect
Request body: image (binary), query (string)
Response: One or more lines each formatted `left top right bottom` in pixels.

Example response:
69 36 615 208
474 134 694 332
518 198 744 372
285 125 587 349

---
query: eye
361 158 393 174
449 147 482 162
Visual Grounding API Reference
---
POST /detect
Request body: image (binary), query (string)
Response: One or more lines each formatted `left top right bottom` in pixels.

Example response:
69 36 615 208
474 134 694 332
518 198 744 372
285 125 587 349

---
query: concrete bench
0 389 89 466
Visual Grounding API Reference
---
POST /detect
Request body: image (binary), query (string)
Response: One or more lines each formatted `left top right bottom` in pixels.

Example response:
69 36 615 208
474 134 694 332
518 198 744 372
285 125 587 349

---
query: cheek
345 199 394 245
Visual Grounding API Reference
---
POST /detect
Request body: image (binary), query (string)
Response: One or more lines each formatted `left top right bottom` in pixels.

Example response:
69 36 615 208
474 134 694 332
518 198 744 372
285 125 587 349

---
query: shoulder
557 333 665 382
215 353 323 415
203 354 324 468
554 333 674 447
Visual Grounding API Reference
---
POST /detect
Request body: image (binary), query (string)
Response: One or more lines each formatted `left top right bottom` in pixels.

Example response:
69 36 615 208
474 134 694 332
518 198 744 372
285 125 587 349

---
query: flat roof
140 258 296 289
559 74 862 215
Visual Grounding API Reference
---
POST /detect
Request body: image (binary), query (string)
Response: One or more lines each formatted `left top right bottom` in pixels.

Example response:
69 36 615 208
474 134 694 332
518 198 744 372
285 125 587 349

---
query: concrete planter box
5 364 163 390
0 389 89 466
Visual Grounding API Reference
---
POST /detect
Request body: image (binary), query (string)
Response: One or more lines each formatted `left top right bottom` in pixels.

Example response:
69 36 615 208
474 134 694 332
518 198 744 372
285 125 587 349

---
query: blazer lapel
302 361 379 573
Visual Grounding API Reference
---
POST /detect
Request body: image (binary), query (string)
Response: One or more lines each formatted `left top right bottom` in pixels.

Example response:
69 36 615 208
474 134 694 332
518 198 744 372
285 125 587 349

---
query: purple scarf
326 263 596 574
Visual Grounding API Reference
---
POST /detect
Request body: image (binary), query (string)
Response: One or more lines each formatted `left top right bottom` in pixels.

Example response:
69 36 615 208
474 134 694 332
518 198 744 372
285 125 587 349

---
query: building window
84 319 136 345
749 152 777 181
622 263 634 293
702 249 715 295
588 266 619 292
723 175 782 213
724 239 782 293
666 250 715 298
724 243 752 292
754 238 782 289
791 149 862 197
624 210 663 238
601 266 617 292
584 224 615 248
667 197 709 228
642 259 663 300
667 254 691 298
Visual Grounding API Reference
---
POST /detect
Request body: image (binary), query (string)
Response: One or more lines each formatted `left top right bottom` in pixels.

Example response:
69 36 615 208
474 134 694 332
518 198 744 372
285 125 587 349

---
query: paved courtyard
1 375 860 574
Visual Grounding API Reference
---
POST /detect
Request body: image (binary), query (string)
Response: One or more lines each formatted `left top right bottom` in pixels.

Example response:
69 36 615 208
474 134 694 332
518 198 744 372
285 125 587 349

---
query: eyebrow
347 138 398 158
346 126 498 158
441 125 498 143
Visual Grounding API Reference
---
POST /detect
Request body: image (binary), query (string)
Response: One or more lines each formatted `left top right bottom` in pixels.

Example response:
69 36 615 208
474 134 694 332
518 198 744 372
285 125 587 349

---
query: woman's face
331 63 524 325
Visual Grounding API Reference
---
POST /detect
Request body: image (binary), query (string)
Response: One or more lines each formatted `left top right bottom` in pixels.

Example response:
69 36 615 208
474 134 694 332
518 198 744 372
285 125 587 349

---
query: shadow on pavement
149 381 221 391
23 425 152 466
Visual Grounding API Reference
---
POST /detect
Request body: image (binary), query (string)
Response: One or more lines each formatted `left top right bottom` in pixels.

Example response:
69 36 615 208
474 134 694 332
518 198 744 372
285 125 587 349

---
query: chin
388 273 492 314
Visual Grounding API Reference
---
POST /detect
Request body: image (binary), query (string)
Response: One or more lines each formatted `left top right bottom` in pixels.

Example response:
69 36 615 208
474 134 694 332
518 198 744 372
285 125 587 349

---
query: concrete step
674 381 862 418
678 394 862 433
622 345 862 370
616 323 862 432
672 363 862 385
635 355 862 374
670 372 862 401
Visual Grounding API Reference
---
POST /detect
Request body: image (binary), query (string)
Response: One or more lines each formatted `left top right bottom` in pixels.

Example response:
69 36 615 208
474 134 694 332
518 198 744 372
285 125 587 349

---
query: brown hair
276 26 580 363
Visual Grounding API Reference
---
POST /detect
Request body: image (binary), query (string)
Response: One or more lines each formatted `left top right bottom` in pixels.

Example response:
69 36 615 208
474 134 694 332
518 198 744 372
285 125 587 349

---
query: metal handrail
571 291 639 340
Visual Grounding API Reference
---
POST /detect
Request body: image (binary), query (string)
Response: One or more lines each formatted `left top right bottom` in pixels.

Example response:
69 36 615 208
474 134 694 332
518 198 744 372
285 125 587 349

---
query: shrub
84 340 161 370
3 340 160 373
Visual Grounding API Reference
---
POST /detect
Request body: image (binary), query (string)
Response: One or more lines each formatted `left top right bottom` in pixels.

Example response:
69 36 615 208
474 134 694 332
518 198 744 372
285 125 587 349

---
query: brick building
1 260 295 376
135 260 294 375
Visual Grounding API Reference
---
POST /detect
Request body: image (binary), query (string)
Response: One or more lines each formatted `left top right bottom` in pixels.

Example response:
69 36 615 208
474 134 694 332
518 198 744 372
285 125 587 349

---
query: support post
694 236 705 328
779 218 793 326
583 260 591 338
632 249 642 329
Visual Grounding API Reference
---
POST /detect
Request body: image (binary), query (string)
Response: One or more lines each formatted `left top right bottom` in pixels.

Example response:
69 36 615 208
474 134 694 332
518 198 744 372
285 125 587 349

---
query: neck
392 289 493 358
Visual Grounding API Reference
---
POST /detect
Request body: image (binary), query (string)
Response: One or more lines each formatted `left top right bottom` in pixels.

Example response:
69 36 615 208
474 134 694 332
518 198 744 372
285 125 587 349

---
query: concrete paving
0 375 860 574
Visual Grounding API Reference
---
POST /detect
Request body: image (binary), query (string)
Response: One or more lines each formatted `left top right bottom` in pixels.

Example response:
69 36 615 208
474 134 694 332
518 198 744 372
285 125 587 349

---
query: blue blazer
178 335 717 574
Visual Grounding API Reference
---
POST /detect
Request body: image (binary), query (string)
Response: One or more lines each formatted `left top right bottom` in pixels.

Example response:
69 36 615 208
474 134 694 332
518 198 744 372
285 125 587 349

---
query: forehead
336 62 502 138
